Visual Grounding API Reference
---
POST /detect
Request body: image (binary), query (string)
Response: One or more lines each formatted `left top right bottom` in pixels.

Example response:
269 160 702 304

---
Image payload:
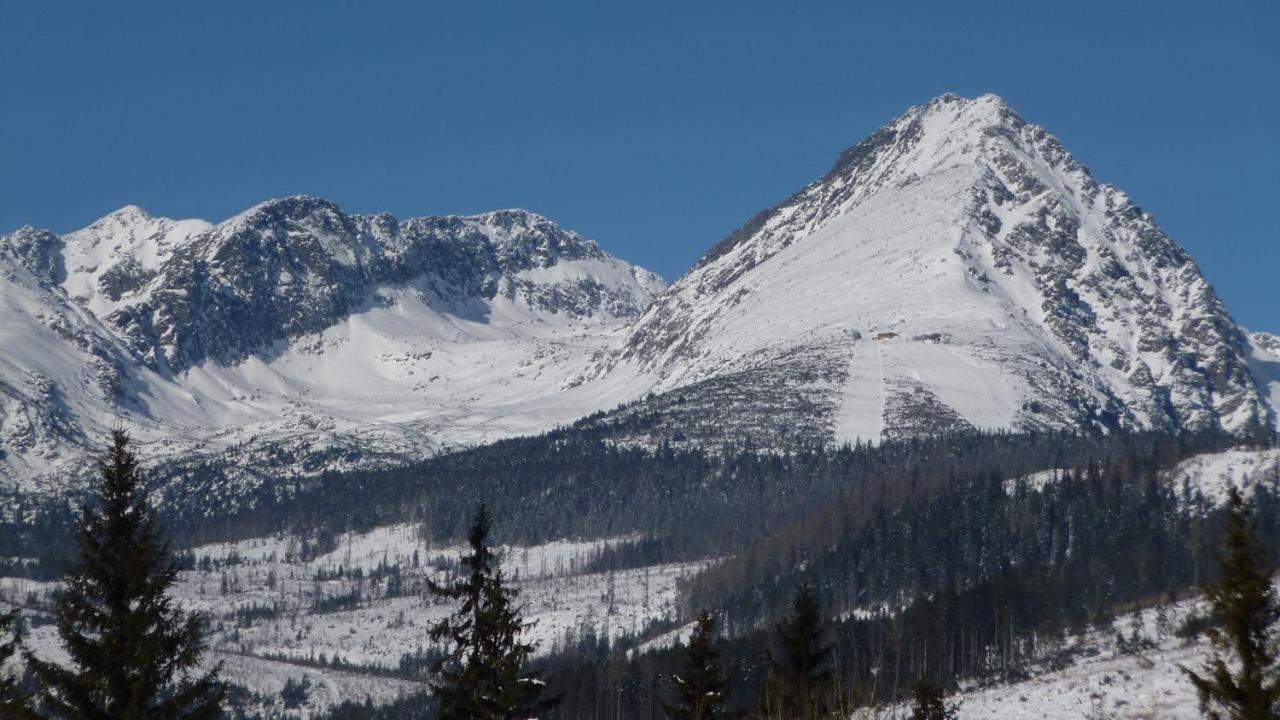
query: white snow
950 599 1215 719
1168 447 1280 506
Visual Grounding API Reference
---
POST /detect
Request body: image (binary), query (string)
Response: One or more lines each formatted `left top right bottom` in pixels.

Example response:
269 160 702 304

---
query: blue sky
2 1 1277 331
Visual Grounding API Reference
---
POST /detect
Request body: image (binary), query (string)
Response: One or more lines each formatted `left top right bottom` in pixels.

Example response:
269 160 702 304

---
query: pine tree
760 583 833 718
427 503 558 720
1 609 36 719
909 679 958 720
663 610 731 720
27 430 224 720
1182 485 1280 719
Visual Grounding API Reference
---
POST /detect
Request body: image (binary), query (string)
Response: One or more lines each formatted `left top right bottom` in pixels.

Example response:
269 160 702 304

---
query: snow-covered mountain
1 93 1276 495
604 93 1275 442
0 198 664 494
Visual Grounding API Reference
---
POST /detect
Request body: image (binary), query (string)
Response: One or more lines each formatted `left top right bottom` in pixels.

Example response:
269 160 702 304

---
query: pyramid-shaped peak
815 92 1037 197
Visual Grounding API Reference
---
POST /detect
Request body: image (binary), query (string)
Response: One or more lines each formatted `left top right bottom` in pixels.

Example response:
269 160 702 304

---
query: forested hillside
3 424 1277 717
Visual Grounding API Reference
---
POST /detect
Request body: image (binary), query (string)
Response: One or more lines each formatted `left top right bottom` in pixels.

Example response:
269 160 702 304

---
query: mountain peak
73 205 157 234
464 208 559 238
902 92 1026 144
619 94 1271 440
101 204 151 222
230 195 345 226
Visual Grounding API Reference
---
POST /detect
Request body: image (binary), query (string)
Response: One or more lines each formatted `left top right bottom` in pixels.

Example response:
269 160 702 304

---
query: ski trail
835 340 885 444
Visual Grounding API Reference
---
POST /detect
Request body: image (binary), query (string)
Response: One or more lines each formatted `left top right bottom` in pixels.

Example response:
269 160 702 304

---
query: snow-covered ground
1169 447 1280 505
4 526 702 716
952 600 1212 719
9 521 1230 720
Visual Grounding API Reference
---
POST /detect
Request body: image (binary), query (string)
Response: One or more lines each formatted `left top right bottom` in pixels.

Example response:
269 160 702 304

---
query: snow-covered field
3 522 1231 720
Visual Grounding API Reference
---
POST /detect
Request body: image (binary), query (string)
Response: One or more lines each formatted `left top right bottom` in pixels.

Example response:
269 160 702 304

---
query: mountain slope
606 93 1270 441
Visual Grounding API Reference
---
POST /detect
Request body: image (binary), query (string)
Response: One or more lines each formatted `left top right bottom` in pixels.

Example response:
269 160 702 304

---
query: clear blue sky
3 1 1277 331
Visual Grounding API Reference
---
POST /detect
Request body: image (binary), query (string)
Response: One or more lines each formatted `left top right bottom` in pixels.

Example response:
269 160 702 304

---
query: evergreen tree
427 503 558 720
663 610 731 720
27 430 224 720
909 679 958 720
1183 485 1280 719
760 583 833 718
1 609 35 719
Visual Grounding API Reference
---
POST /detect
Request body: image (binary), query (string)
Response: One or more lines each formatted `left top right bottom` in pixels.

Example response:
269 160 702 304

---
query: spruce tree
1 609 35 719
427 503 558 720
27 430 224 720
909 679 958 720
663 610 731 720
760 583 833 718
1183 485 1280 719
